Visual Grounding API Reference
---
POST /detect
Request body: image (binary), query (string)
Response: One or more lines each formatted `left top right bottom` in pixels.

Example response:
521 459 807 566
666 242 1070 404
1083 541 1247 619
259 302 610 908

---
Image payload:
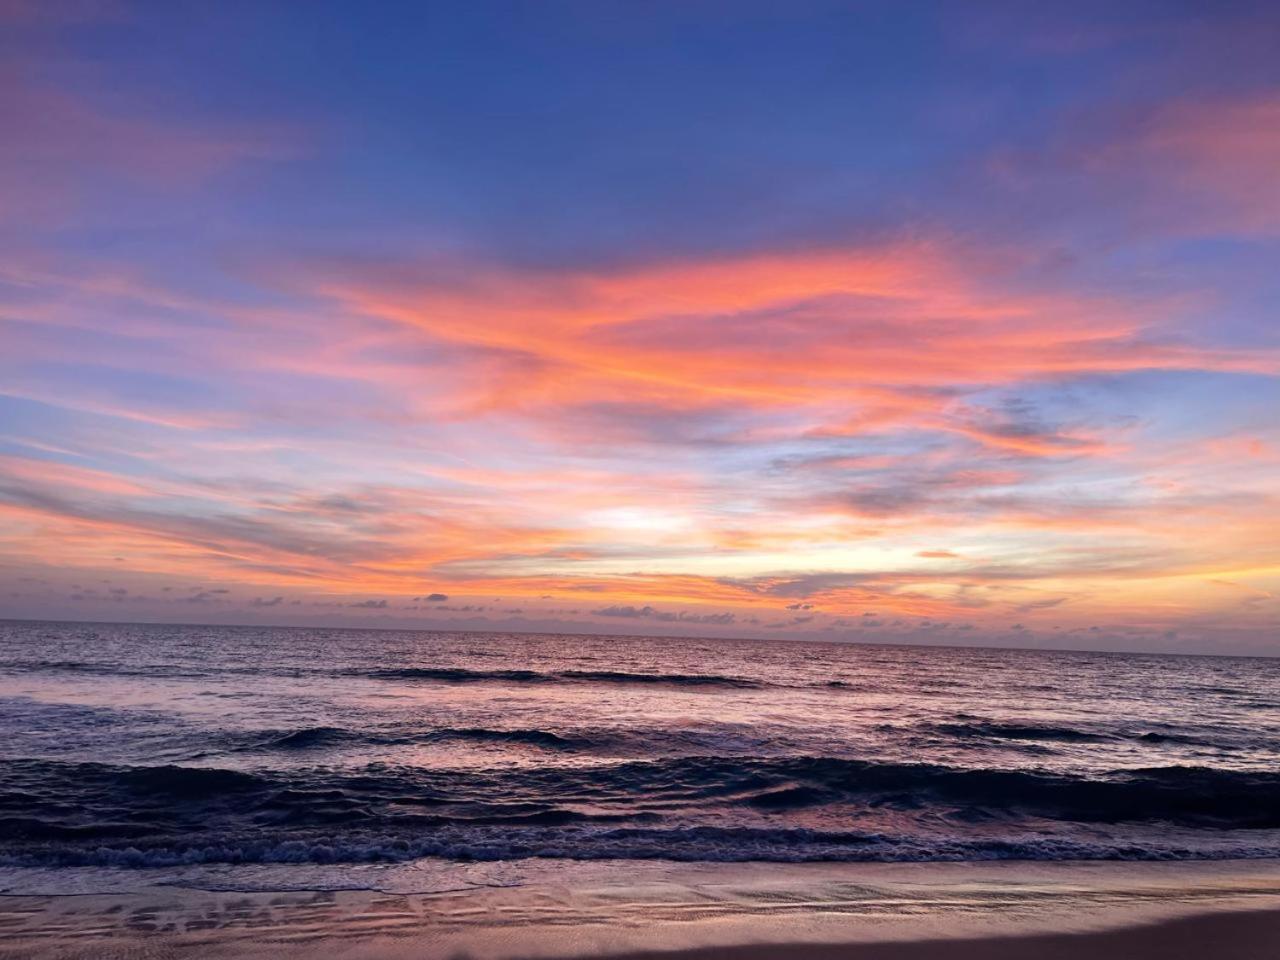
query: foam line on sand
4 859 1280 959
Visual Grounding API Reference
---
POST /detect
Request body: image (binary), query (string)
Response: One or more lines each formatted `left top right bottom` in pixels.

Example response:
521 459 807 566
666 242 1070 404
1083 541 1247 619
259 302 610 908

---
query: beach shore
612 910 1280 960
4 859 1280 960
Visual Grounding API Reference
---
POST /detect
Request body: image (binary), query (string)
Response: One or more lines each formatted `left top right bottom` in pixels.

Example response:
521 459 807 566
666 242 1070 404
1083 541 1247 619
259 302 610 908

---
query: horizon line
2 615 1275 662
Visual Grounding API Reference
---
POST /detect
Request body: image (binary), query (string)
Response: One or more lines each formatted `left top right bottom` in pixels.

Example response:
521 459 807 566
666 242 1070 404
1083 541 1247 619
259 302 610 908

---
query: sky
1 1 1278 654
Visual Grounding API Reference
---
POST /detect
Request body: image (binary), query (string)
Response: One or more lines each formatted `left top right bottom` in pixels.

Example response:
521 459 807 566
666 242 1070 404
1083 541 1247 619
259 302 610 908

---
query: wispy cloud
0 3 1277 652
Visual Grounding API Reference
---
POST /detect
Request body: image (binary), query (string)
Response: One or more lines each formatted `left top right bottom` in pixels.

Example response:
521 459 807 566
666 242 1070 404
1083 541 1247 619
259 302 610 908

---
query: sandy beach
5 859 1280 960
12 906 1280 960
617 911 1280 960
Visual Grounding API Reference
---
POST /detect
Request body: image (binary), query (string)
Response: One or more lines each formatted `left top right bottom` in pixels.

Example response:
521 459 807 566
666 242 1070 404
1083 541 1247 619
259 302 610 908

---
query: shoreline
4 858 1280 959
596 908 1280 960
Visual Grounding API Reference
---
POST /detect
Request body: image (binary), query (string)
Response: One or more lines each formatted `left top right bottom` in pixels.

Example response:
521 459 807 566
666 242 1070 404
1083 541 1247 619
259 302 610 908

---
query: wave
2 658 885 698
1136 731 1214 746
109 764 265 796
557 670 763 688
930 720 1222 749
253 727 355 750
185 723 804 762
3 657 773 691
5 756 1280 871
425 727 583 748
932 721 1114 743
8 826 1280 869
13 757 1280 827
216 726 585 754
365 666 764 689
366 667 553 683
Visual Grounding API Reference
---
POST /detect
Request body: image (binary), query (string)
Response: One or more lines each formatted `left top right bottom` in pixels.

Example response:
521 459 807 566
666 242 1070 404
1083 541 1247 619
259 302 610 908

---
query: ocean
2 620 1279 894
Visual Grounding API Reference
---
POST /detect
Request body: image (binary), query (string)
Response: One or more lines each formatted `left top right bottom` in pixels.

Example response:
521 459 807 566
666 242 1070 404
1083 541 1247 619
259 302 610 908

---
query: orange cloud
294 242 1276 435
4 235 1279 642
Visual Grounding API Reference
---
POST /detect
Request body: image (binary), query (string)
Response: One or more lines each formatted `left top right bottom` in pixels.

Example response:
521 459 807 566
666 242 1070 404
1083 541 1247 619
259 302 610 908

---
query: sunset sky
2 2 1278 654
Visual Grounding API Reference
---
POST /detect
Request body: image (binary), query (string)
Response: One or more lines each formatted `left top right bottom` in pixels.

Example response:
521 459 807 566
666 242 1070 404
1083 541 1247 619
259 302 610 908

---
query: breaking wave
4 757 1280 869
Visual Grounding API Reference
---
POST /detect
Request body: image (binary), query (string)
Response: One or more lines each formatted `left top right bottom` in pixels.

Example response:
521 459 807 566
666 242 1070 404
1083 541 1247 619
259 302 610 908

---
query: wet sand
4 859 1280 960
615 910 1280 960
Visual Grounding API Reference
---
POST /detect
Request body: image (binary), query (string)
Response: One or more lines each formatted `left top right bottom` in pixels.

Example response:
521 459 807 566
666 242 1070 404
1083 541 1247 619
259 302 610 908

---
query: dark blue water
2 620 1280 889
